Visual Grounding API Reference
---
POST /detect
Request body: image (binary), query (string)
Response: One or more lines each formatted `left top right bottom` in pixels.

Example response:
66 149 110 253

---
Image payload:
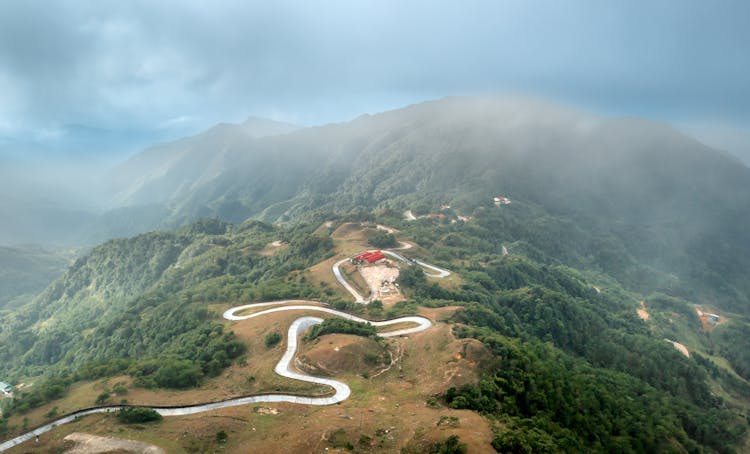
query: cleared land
63 432 165 454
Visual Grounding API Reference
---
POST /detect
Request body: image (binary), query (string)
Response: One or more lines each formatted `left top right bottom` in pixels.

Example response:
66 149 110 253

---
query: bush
95 391 110 405
112 382 128 396
153 360 203 389
429 435 467 454
117 407 162 424
306 318 376 340
265 332 282 348
369 231 398 248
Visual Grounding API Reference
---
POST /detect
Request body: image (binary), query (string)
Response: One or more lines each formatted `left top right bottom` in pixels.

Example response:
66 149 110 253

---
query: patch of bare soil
637 301 650 321
665 339 690 358
63 432 165 454
358 263 402 304
259 240 287 256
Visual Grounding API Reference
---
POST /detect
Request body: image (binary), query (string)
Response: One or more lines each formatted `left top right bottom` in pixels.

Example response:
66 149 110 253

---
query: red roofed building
353 250 385 264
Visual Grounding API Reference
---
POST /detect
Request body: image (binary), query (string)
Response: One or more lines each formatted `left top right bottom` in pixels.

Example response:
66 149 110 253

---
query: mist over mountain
4 97 749 310
2 97 750 452
91 97 750 311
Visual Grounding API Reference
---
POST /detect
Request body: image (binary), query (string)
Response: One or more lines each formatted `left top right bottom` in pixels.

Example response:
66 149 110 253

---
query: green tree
265 332 282 348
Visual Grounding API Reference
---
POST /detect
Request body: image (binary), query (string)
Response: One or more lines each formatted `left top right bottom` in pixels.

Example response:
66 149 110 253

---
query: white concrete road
1 301 433 451
332 258 369 303
2 225 452 451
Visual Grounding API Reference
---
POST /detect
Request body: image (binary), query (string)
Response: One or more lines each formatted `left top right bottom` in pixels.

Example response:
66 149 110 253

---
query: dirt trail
63 432 165 454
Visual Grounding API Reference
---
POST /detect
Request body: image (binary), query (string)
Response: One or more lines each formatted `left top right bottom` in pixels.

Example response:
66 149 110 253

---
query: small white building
0 382 12 397
494 196 512 206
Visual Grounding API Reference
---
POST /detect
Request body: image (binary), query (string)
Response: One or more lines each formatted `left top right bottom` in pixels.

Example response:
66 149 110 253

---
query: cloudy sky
1 0 748 161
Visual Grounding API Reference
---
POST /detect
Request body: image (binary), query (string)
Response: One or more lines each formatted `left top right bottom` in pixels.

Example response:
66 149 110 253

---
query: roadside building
0 382 13 397
352 250 386 264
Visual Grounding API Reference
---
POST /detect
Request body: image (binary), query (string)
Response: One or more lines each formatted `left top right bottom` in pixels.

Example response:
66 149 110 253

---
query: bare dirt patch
665 339 690 358
637 301 650 321
63 432 165 454
258 240 287 256
358 263 403 305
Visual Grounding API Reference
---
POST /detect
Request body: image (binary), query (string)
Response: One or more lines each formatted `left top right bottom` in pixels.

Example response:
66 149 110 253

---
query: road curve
224 301 432 337
1 302 431 451
2 226 450 451
332 238 450 302
332 258 368 303
381 250 451 278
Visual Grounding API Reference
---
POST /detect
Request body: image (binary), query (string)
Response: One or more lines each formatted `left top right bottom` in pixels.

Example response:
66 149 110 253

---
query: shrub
265 332 282 348
117 407 162 424
306 318 376 340
95 391 110 405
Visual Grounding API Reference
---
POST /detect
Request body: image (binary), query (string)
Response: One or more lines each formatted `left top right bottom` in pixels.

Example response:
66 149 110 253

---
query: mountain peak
238 116 299 138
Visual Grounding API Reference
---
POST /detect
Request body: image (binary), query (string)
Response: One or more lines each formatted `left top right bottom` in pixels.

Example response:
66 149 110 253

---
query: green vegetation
116 407 162 424
306 318 377 340
381 212 749 452
715 322 750 381
1 144 749 452
328 428 354 450
0 218 334 415
428 435 467 454
264 332 282 348
369 230 397 248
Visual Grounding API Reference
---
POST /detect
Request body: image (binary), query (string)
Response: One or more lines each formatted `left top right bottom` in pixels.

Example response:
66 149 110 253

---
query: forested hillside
105 97 750 315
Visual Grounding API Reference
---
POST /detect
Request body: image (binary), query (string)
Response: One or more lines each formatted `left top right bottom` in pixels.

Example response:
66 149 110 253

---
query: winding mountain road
1 229 450 451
